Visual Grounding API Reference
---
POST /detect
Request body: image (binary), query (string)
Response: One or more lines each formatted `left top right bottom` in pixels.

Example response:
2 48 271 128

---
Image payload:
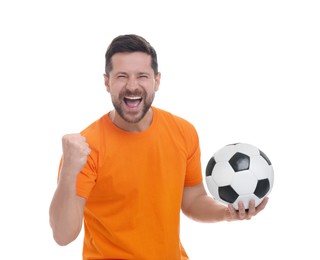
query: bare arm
181 182 268 222
49 134 90 246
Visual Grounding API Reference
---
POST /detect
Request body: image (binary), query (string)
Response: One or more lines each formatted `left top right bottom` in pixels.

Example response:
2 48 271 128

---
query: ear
155 72 161 92
104 74 111 92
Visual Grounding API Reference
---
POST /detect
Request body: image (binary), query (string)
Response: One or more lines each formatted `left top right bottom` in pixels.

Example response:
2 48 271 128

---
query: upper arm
181 182 207 213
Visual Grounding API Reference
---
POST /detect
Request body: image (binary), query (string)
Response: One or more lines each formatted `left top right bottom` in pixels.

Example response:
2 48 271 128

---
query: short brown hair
105 34 158 76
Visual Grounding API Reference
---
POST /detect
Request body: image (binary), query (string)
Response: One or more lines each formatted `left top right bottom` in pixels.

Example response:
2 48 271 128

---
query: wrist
58 169 78 187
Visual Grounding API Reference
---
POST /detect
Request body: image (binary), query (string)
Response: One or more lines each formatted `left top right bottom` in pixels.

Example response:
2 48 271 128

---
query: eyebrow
115 72 128 76
137 72 151 76
114 71 151 76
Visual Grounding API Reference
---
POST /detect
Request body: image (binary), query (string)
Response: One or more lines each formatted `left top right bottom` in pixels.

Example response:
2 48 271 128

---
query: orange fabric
76 107 202 259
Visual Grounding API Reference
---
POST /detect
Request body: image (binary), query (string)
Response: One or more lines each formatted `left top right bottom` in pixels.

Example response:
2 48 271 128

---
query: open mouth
124 96 142 108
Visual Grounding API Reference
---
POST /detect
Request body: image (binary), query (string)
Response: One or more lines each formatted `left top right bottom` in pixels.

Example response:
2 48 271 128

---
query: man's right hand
61 133 91 177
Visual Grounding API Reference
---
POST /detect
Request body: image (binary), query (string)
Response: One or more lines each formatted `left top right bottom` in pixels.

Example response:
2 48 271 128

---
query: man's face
104 52 160 124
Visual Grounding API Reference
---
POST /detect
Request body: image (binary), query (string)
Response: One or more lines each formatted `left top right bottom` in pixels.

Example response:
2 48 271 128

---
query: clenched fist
61 133 91 177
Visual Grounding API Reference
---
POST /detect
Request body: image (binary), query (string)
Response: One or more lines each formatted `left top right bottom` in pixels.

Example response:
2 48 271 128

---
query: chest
90 134 188 202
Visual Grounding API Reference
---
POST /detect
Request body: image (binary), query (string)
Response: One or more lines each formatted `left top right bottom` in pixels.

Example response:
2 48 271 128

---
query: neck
109 108 153 132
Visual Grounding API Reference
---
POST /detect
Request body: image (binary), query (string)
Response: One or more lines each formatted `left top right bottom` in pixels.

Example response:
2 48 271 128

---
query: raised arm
49 134 90 246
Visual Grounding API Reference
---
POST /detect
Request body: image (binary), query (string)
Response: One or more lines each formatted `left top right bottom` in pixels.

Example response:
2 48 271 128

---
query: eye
116 74 127 79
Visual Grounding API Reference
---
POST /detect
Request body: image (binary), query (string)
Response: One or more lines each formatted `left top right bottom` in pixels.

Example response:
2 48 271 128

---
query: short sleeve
184 125 203 186
76 128 99 199
76 153 97 199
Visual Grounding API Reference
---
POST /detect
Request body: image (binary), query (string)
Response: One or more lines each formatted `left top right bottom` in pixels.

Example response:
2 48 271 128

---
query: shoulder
79 114 110 147
81 114 108 135
154 107 201 161
154 107 197 134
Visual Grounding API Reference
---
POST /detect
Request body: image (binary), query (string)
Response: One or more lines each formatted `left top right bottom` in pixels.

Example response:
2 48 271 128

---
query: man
49 34 268 259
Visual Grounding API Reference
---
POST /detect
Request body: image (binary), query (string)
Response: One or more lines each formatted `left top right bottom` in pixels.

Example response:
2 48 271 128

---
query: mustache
120 89 146 98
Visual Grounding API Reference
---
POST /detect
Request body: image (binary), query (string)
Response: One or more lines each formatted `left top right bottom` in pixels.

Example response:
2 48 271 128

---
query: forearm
182 194 228 223
182 183 268 223
49 175 85 246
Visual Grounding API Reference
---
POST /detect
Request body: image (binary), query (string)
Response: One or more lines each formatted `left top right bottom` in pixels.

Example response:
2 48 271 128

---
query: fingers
61 133 91 176
62 133 91 155
228 198 268 221
255 197 269 214
81 138 91 155
237 201 248 220
246 200 256 219
228 203 237 220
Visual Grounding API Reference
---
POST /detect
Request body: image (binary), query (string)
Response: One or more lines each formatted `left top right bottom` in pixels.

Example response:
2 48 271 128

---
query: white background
1 0 319 259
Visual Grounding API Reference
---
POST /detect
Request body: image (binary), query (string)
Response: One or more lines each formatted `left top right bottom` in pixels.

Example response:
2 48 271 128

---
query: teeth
125 96 141 100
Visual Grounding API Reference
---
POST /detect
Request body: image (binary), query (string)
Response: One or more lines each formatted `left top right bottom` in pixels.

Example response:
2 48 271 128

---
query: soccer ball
205 143 274 210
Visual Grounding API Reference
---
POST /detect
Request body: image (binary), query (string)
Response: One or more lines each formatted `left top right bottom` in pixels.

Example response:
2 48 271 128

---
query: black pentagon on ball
228 152 250 172
254 178 270 198
259 150 272 165
206 156 216 177
218 185 239 203
226 143 240 146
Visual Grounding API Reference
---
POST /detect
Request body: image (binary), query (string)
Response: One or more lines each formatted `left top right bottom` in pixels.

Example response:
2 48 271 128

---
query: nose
126 76 139 91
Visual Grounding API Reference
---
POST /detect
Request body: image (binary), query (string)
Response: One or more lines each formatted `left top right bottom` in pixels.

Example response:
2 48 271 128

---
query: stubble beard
112 90 155 124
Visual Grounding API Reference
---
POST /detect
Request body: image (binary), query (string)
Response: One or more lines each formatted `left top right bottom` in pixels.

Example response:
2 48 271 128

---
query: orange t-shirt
76 107 202 260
